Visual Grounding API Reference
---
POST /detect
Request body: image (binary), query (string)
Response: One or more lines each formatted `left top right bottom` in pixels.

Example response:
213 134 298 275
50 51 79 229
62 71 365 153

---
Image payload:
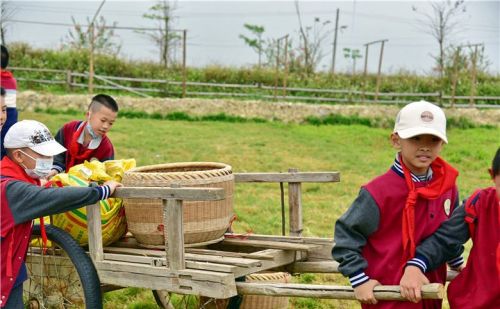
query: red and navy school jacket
333 161 459 309
0 156 110 307
53 120 114 172
409 187 500 309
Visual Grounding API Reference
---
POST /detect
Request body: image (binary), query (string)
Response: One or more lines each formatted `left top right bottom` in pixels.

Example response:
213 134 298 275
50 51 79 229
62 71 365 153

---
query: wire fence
11 66 500 108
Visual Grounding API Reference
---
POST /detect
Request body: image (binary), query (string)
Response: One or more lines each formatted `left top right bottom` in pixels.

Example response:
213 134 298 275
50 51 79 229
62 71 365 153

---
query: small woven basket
122 162 234 247
200 272 291 309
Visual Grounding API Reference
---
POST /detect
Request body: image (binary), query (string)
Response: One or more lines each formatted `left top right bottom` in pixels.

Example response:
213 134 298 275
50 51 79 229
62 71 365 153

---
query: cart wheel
24 225 102 309
153 290 222 309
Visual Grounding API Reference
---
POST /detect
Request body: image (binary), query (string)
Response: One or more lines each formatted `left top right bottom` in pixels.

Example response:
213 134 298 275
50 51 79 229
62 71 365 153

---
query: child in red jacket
0 120 121 308
333 100 461 308
400 147 500 309
49 94 118 176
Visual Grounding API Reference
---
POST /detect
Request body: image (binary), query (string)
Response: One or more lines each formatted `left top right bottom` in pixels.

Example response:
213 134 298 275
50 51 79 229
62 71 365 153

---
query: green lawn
21 111 500 308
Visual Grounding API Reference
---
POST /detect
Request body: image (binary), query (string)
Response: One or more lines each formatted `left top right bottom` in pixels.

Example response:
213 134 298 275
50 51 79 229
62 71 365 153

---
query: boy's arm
333 188 380 287
52 127 66 173
406 203 468 273
5 180 112 224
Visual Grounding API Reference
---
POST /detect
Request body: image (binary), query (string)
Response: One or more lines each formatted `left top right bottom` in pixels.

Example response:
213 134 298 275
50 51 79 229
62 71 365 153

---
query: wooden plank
165 198 185 271
103 247 262 268
289 261 339 273
288 168 302 236
236 282 444 300
234 172 340 183
112 187 225 200
187 248 276 260
96 261 236 299
87 202 104 262
221 238 319 251
233 249 297 278
103 253 236 273
223 234 334 261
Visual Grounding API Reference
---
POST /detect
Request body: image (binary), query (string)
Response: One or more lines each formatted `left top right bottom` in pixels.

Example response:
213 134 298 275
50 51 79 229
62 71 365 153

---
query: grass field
21 111 499 308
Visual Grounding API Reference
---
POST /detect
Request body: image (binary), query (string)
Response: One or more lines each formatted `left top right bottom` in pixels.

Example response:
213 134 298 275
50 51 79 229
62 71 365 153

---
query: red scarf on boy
400 155 458 264
67 122 97 171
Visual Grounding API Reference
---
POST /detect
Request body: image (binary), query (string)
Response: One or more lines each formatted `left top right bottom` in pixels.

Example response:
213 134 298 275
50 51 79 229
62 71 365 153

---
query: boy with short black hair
0 120 121 308
400 147 500 309
50 94 119 176
333 100 461 308
0 45 18 159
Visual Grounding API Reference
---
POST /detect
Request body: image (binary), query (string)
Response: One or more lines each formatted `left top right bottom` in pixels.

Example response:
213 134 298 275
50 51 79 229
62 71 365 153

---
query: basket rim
125 162 232 176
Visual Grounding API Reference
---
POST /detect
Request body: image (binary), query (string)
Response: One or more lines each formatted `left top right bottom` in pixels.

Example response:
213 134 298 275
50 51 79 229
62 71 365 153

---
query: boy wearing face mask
49 94 118 177
0 120 121 308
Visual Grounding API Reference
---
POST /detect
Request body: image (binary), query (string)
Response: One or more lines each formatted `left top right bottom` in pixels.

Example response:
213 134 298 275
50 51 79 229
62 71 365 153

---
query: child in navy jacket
400 147 500 309
333 101 461 308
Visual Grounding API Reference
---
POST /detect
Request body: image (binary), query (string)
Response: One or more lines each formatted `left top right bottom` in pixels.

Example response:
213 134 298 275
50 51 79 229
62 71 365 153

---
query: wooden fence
11 66 500 107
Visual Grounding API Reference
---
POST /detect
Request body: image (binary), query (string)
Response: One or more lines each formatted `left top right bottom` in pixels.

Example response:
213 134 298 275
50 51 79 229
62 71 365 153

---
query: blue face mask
19 150 53 179
86 121 99 139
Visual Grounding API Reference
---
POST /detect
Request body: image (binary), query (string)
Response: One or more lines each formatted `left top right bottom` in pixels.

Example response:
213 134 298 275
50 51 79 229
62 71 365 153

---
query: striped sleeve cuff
349 271 370 288
447 256 464 269
96 185 111 200
406 254 429 273
52 165 64 173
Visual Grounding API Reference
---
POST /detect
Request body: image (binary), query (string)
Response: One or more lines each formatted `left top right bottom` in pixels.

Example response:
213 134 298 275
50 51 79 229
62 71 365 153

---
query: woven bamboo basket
122 162 234 247
200 272 291 309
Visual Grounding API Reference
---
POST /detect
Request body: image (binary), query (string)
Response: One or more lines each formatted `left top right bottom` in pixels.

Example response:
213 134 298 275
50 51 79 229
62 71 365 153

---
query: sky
4 0 499 75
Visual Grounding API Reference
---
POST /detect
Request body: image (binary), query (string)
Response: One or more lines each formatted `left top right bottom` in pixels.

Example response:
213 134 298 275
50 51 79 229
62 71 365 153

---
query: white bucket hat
394 100 448 143
4 120 66 156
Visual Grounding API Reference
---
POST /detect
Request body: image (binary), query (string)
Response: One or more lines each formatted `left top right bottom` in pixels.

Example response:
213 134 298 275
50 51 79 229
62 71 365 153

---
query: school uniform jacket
333 161 460 309
0 69 18 159
53 120 114 172
408 187 500 309
0 156 111 307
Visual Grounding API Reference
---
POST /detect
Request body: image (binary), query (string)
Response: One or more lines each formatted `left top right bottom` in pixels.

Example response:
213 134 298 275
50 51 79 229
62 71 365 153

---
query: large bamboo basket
201 272 291 309
122 162 234 247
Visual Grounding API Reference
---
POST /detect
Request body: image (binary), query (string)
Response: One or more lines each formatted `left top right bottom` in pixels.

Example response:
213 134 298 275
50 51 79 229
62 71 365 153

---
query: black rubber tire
28 224 102 309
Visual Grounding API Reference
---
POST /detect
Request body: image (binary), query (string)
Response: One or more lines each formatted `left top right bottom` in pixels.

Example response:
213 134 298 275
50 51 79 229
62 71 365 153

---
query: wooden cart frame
26 170 447 308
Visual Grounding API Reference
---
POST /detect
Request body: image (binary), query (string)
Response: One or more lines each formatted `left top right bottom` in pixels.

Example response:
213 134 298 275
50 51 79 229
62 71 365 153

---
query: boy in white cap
0 120 121 308
333 101 462 308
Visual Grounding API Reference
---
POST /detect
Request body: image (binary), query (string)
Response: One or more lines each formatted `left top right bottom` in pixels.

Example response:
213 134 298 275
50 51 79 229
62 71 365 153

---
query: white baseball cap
393 100 448 143
4 120 66 156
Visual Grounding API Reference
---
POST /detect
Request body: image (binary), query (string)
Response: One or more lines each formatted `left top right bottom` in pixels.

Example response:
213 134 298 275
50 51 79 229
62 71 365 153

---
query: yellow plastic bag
49 159 136 246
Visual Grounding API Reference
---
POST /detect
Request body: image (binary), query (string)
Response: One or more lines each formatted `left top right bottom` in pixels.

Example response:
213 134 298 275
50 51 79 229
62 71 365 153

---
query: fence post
182 29 187 99
66 70 73 91
288 168 302 237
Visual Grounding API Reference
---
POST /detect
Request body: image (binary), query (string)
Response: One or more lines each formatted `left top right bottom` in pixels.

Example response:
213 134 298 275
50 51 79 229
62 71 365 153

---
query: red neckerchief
67 122 96 171
400 154 458 265
0 69 13 79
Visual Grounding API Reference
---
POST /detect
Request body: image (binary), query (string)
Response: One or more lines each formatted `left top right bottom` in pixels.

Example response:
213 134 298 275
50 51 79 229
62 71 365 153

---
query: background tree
0 0 16 44
63 16 121 56
412 1 466 79
294 0 331 74
140 0 179 69
239 24 265 69
343 48 362 75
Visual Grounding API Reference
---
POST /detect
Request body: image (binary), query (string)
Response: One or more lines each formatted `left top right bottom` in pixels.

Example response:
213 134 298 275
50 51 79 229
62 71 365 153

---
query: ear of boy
390 133 402 150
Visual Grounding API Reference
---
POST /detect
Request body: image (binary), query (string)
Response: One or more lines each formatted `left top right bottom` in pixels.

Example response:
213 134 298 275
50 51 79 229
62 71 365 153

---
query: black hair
492 147 500 176
0 87 5 96
89 94 119 113
1 45 9 69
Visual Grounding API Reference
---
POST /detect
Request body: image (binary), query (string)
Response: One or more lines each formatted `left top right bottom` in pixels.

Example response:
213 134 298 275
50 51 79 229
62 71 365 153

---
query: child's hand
47 169 58 179
353 279 380 305
400 265 429 303
103 180 123 195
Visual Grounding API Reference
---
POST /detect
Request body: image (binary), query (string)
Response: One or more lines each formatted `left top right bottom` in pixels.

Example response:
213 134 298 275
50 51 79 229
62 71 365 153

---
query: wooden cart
25 171 446 308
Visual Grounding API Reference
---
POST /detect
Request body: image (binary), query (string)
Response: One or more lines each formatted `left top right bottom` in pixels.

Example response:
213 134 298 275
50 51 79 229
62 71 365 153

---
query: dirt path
18 91 500 127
